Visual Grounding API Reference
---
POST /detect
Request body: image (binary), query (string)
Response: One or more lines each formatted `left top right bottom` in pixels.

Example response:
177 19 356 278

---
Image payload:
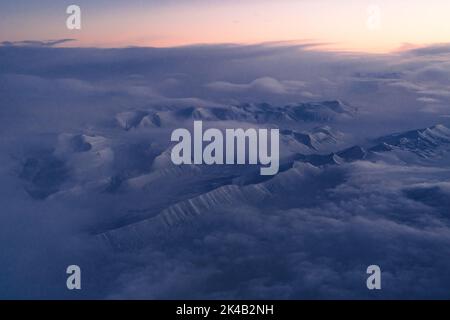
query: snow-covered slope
113 100 357 130
370 124 450 158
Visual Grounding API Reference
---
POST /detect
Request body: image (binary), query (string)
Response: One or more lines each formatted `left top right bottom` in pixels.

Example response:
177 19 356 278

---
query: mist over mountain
1 42 450 299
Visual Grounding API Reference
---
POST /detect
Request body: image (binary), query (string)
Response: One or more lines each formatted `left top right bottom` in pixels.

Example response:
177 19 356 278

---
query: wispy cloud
1 39 76 47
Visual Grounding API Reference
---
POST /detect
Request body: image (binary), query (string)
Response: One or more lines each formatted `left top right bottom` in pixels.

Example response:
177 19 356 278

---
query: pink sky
2 0 450 53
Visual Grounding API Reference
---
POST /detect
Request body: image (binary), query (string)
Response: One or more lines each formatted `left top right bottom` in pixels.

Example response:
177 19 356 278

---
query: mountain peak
371 124 450 157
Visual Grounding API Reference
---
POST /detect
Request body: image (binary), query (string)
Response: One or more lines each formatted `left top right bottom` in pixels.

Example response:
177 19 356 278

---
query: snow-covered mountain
94 123 450 250
370 124 450 158
114 100 357 130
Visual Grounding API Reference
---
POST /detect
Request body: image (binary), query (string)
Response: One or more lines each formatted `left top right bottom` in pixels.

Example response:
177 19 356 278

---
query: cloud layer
1 43 450 299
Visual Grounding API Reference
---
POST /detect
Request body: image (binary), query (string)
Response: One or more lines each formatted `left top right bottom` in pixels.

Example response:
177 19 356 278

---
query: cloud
387 80 425 91
206 77 306 94
1 42 450 299
404 43 450 56
91 158 450 299
411 64 450 84
417 97 441 104
1 39 76 47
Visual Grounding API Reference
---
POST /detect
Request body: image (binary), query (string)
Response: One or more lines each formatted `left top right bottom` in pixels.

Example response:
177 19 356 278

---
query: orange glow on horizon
3 0 450 54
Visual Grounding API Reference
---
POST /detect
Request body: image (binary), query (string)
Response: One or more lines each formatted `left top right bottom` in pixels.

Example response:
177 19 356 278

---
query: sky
1 0 450 52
